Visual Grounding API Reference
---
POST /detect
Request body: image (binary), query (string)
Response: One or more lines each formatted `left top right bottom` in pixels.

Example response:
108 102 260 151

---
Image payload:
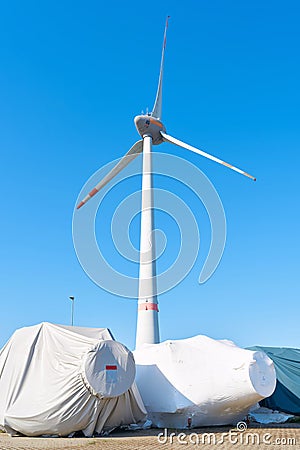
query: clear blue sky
1 0 299 350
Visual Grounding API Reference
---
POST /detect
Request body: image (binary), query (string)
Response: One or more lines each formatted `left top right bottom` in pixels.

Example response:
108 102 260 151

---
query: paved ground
0 424 299 450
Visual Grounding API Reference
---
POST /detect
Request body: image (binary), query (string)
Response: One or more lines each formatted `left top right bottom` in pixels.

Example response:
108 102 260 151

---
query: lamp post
69 296 75 326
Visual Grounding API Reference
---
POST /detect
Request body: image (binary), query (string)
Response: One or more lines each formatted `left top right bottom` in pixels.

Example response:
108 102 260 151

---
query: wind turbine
77 17 256 349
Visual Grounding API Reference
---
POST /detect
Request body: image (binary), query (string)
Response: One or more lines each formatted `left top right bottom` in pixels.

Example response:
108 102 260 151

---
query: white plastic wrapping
0 322 146 436
134 335 276 428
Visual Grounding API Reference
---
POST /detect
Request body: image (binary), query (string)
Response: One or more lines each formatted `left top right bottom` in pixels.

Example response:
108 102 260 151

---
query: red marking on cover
106 365 117 370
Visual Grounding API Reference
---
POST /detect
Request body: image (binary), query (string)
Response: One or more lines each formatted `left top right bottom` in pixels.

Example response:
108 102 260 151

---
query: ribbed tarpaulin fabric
0 322 146 436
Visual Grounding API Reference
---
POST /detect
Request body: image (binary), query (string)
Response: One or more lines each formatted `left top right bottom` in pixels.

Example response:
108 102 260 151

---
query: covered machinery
249 346 300 415
0 322 146 436
134 335 276 428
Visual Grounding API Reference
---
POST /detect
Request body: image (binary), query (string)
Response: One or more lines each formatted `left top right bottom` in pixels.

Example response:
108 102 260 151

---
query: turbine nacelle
134 115 166 145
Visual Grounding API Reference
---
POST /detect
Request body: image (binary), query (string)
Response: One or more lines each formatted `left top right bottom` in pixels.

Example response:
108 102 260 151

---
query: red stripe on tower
138 303 159 312
106 365 117 370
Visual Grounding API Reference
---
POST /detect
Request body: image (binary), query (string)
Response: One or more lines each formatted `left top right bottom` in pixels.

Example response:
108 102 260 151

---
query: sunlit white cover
134 335 276 428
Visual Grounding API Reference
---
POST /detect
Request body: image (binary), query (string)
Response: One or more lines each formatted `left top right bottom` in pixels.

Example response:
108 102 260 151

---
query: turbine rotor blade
151 16 170 120
77 140 143 209
161 131 256 181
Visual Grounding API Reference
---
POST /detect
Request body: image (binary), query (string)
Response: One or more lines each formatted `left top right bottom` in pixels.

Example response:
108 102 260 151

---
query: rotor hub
134 115 166 145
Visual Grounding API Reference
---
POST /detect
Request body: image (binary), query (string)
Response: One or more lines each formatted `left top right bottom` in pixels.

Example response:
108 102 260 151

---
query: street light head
69 296 75 301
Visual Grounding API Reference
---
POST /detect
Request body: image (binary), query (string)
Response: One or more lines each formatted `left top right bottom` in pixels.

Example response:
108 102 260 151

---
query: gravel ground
0 424 299 450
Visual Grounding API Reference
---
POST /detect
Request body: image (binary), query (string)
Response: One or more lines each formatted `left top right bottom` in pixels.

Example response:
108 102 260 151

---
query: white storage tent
0 322 146 436
134 335 276 428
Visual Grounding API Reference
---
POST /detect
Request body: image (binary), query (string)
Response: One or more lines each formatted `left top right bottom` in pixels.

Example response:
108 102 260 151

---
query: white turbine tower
77 17 256 349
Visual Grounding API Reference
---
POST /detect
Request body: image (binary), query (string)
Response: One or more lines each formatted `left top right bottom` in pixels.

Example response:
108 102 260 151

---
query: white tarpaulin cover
0 322 146 436
134 335 276 428
249 405 294 424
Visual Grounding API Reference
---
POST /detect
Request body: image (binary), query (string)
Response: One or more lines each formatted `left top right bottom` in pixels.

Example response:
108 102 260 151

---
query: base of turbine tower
135 301 160 349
